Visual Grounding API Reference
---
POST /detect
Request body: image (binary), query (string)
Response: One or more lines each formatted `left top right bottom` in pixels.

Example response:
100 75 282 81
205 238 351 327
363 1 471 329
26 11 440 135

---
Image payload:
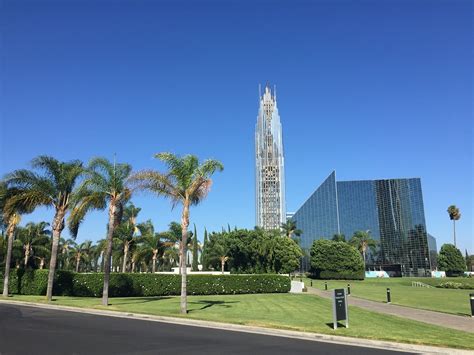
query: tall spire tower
255 84 286 229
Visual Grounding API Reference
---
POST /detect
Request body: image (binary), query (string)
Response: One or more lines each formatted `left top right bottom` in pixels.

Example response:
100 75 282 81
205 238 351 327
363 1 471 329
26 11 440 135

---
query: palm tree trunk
122 244 128 273
180 201 190 314
24 246 30 268
2 222 16 297
221 258 225 274
46 211 65 302
453 220 456 247
102 202 117 306
152 254 157 273
75 255 80 273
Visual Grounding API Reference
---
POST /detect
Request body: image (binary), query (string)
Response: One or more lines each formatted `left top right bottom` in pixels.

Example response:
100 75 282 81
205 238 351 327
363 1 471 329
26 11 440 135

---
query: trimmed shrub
438 244 466 277
2 270 290 297
310 239 365 280
436 281 474 290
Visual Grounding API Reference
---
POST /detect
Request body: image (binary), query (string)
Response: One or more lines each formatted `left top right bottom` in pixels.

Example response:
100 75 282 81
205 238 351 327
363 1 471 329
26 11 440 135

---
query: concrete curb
0 299 470 355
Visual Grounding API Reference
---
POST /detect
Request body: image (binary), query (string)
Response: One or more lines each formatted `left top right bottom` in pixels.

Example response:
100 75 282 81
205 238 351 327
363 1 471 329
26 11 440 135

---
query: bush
438 244 466 276
310 240 365 280
436 281 474 290
1 270 290 297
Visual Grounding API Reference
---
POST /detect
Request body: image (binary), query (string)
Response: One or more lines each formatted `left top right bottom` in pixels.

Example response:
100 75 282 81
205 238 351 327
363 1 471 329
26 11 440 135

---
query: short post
325 282 328 291
300 275 303 282
470 293 474 317
347 283 351 296
310 280 313 287
386 288 391 304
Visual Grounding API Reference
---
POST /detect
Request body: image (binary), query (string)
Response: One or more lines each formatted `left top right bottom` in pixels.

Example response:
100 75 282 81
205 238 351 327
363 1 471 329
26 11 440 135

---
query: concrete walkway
307 287 473 333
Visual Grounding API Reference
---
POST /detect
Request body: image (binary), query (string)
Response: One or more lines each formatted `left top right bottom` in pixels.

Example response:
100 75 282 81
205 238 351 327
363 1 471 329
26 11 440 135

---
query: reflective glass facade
292 171 432 276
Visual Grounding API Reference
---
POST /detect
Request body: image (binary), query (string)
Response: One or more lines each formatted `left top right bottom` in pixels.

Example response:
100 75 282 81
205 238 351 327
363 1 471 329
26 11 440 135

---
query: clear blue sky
1 0 472 253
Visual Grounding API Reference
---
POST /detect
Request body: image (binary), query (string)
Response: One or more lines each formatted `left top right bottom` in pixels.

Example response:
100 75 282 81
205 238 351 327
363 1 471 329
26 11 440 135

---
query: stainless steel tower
255 84 286 229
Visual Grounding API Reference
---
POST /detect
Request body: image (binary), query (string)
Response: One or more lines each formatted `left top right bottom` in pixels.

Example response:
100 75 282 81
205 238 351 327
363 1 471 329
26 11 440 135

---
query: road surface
0 303 411 354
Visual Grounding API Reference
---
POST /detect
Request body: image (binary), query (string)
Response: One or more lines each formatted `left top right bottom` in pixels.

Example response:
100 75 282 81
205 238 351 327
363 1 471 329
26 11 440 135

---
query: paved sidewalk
307 287 473 333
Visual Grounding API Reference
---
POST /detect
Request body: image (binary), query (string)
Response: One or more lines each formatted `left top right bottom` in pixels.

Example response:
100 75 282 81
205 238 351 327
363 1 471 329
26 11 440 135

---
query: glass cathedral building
255 84 286 229
292 171 432 276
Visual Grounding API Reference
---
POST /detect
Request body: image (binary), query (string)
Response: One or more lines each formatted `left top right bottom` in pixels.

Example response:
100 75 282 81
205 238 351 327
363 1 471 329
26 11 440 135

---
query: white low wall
290 281 304 293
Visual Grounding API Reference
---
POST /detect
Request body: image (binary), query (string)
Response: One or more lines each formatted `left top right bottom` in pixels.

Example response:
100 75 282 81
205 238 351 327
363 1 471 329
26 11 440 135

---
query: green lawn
303 277 474 316
3 293 474 350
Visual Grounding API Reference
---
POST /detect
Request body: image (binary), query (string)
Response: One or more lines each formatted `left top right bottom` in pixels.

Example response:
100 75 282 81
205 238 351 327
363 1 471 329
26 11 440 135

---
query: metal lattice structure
255 84 286 229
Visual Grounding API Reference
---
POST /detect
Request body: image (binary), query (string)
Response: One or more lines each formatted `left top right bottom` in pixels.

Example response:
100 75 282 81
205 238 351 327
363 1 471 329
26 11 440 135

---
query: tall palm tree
69 157 132 306
281 218 302 239
4 156 84 301
130 152 223 313
1 184 29 297
447 205 461 247
15 222 51 268
349 230 377 268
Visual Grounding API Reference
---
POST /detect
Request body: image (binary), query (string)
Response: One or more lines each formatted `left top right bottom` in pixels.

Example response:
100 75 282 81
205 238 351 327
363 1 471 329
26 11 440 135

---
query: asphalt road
0 303 411 355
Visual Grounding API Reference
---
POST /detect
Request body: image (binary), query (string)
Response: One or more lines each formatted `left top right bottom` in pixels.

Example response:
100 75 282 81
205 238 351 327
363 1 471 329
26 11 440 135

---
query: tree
4 156 84 301
331 234 346 242
130 152 223 314
447 205 461 247
438 244 466 276
201 228 209 271
310 239 364 279
70 240 94 272
349 230 377 269
207 234 230 274
113 203 141 273
1 183 30 297
272 236 303 274
15 222 51 268
192 224 199 271
281 218 302 239
69 157 132 306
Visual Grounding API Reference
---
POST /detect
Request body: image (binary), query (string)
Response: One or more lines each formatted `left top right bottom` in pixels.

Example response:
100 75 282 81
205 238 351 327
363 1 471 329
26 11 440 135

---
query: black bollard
470 293 474 317
325 281 328 291
386 288 391 303
347 284 351 296
310 280 313 287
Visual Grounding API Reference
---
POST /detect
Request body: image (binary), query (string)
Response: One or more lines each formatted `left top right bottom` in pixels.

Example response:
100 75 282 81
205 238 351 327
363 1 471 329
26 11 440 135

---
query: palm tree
70 240 94 272
130 152 223 313
68 157 132 306
1 184 29 297
281 218 302 239
208 236 230 274
15 222 51 268
332 233 346 242
349 230 377 268
113 203 141 273
447 205 461 247
58 237 75 270
3 156 84 301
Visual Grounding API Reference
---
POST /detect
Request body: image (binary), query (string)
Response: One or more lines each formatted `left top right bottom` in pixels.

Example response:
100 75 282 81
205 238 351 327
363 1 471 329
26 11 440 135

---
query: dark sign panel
333 288 349 329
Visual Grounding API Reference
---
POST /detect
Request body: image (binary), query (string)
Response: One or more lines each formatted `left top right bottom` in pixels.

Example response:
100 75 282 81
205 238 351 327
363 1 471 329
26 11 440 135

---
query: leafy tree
331 234 346 242
447 205 461 247
349 230 377 268
130 152 223 314
281 218 302 239
438 244 466 276
272 236 303 274
192 224 199 271
14 222 51 268
466 250 474 272
69 157 132 306
310 239 364 279
3 156 84 301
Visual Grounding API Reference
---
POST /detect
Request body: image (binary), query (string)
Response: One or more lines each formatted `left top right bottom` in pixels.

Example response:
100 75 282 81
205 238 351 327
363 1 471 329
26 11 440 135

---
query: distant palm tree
447 205 461 247
113 203 141 273
70 240 94 272
208 236 230 274
281 219 302 239
15 222 51 268
69 157 132 306
1 183 30 297
130 152 223 314
3 156 84 301
349 230 377 268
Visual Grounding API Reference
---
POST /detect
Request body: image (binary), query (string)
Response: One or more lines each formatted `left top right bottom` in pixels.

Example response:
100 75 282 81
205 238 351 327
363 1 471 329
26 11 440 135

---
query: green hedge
1 270 290 297
436 281 474 290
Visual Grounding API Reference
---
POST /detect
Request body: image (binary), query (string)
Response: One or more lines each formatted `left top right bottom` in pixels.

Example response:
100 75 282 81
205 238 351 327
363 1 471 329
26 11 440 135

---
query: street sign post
332 288 349 329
